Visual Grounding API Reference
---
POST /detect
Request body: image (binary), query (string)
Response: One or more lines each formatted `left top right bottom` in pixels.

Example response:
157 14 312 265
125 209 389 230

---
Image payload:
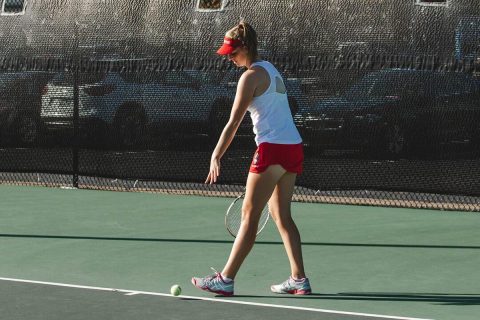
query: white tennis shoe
271 276 312 295
191 268 234 297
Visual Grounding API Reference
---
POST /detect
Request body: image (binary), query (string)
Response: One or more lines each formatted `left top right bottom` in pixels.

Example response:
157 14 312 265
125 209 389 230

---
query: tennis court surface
0 184 479 320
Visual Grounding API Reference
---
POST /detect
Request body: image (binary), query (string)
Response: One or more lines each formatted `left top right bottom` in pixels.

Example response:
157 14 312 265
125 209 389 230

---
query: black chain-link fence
0 0 479 211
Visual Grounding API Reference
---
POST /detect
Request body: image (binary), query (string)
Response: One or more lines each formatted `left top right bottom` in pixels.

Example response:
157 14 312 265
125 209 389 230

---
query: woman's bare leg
221 164 287 279
268 172 306 279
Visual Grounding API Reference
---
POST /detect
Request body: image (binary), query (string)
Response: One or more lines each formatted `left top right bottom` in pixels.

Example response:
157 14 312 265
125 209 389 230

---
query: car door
345 72 391 146
431 73 472 144
446 74 480 143
0 73 21 140
117 71 172 128
160 71 203 128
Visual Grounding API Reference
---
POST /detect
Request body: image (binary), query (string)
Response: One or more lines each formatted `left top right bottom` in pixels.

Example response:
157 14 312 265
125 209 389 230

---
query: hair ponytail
225 20 258 60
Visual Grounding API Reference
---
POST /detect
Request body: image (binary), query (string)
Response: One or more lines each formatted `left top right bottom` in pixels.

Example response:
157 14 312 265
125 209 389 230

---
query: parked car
40 64 230 148
0 71 54 146
40 62 309 149
295 68 480 156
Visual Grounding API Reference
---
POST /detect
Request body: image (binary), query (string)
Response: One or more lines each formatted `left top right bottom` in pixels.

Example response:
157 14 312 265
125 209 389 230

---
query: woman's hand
205 156 221 184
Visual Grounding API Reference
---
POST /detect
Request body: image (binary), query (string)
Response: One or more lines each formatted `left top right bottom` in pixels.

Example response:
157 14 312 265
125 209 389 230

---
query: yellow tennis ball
170 284 181 296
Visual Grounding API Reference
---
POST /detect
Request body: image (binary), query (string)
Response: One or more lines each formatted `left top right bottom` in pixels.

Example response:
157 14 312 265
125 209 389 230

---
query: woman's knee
271 211 294 229
241 206 262 227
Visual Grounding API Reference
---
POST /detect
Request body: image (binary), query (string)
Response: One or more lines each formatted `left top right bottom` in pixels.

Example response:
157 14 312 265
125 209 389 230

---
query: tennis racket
225 193 270 238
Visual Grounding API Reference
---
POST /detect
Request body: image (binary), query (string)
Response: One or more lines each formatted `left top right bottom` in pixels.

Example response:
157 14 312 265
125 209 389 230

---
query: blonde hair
225 20 258 60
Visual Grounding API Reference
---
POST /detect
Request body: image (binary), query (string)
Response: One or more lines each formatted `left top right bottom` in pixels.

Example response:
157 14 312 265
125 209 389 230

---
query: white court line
0 277 433 320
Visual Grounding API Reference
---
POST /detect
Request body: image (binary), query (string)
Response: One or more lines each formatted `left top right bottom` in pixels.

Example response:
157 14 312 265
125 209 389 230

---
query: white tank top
247 60 302 146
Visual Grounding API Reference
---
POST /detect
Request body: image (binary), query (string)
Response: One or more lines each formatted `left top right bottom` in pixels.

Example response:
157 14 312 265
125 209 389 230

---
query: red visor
216 37 244 55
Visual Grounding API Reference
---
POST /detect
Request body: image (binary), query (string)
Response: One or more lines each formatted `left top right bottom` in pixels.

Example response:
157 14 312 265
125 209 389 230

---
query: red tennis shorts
249 142 304 175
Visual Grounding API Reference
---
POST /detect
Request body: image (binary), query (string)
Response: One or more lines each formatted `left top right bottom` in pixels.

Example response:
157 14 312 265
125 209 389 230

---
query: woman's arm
205 69 259 184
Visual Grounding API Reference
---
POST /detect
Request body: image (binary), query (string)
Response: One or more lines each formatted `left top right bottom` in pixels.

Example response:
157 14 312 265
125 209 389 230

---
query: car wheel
384 123 408 157
114 106 146 149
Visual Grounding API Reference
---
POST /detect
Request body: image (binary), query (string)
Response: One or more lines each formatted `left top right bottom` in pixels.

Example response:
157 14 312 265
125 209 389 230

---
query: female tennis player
192 21 311 296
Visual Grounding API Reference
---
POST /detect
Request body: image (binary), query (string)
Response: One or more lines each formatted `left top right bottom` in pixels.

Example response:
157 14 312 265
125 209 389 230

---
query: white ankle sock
221 273 233 283
292 276 306 282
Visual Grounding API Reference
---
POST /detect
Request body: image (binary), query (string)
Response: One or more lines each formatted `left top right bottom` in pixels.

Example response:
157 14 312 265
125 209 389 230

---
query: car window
344 73 377 99
0 72 39 91
452 74 480 95
119 72 164 84
369 78 406 96
410 73 432 96
0 78 24 95
161 71 203 89
346 71 427 98
163 71 192 85
431 73 475 96
184 70 214 83
0 73 21 91
50 72 107 86
0 72 55 95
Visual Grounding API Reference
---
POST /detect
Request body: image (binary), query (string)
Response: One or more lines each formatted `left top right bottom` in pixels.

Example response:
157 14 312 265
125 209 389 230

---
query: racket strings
226 196 270 237
227 199 243 235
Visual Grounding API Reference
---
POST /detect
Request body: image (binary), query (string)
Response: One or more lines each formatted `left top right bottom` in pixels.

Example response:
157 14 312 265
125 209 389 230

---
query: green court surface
0 185 479 320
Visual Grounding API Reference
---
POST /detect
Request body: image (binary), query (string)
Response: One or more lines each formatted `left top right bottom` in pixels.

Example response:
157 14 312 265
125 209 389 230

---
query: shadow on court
233 293 480 305
0 234 479 250
0 280 409 320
